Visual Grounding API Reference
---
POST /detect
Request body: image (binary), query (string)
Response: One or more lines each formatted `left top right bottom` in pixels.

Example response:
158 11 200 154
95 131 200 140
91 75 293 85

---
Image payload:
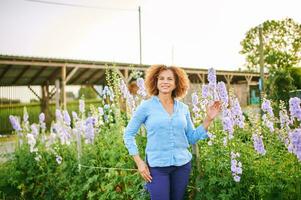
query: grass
0 99 103 135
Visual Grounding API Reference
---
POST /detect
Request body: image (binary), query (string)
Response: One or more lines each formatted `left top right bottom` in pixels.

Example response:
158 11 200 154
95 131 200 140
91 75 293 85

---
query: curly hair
144 64 190 99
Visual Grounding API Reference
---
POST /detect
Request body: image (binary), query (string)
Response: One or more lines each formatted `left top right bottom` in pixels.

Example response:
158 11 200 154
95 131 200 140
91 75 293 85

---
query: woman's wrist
203 115 214 130
133 155 143 165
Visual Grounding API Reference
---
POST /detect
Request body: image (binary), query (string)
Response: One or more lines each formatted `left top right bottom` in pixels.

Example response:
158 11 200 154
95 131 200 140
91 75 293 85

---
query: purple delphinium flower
39 113 45 123
27 133 37 153
9 115 22 131
222 109 234 139
223 137 228 146
102 86 115 102
31 124 39 138
72 111 79 121
119 80 136 113
201 84 210 99
55 109 63 121
23 110 29 123
85 119 95 144
208 68 217 88
261 98 274 117
252 133 266 155
217 82 228 106
231 97 245 128
191 92 200 117
288 128 301 161
230 152 242 182
63 110 71 126
262 114 274 132
261 98 274 132
137 78 147 98
79 99 85 113
279 108 292 129
289 97 301 122
39 113 46 131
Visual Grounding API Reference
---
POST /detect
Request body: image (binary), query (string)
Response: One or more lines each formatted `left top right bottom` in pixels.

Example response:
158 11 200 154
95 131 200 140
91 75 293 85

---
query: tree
240 18 301 71
266 67 295 104
290 67 301 89
78 86 98 99
240 18 301 105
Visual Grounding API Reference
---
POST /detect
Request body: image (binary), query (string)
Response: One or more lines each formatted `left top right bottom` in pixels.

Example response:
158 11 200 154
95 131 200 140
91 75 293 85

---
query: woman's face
157 69 176 95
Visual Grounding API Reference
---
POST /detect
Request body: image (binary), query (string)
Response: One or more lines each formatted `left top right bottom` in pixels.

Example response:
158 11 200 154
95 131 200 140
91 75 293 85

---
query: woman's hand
203 101 221 130
133 155 152 182
206 101 222 121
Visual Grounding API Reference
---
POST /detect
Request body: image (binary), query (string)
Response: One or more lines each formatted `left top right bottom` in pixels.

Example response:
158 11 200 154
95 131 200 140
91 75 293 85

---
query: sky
0 0 301 102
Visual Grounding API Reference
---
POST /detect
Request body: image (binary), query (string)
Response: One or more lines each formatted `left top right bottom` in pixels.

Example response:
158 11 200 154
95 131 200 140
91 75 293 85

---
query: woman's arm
185 101 221 144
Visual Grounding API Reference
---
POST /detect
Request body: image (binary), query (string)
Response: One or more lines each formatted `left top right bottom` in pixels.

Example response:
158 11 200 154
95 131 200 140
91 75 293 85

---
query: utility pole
259 25 264 116
259 25 264 94
138 6 142 65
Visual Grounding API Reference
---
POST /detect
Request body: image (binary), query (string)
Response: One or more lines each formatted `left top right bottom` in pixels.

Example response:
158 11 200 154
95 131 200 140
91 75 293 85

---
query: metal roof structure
0 54 262 86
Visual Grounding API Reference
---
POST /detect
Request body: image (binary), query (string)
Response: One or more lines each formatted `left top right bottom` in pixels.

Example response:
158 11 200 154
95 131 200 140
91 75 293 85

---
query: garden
1 18 301 200
0 66 300 200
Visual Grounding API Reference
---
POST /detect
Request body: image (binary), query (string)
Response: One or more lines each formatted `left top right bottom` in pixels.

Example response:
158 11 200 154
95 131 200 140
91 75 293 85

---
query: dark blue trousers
146 161 191 200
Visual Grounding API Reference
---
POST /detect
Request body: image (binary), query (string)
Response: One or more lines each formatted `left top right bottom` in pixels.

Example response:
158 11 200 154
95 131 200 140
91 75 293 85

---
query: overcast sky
1 0 301 70
0 0 301 102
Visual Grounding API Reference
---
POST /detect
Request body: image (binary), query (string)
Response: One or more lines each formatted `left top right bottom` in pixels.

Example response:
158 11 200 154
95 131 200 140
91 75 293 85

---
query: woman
123 65 221 200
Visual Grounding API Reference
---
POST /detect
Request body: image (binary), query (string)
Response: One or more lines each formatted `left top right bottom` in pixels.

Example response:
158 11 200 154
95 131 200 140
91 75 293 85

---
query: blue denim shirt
123 95 208 167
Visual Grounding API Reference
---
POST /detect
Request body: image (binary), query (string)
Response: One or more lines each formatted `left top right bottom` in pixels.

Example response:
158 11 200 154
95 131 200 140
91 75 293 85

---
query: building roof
0 54 261 86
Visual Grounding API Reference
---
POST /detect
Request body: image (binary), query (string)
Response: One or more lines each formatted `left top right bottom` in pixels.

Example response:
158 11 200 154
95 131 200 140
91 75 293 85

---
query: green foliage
78 86 98 100
240 18 301 71
0 114 149 199
290 67 301 89
266 67 296 107
194 122 301 200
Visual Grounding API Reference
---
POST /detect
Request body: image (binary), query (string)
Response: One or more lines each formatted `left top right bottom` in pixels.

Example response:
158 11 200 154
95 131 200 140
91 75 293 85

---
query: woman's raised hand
206 101 222 121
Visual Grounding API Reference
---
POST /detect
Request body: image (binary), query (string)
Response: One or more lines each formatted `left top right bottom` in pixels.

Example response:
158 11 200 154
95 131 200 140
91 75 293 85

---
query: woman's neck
158 93 174 104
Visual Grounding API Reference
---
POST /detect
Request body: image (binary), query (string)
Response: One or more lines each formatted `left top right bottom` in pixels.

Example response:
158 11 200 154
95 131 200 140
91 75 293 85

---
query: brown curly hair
144 64 190 99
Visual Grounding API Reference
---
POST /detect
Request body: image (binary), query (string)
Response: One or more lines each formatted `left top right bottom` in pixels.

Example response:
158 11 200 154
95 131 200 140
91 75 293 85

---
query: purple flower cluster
191 92 201 118
39 113 46 131
85 117 95 144
31 124 39 138
261 99 274 132
289 97 301 122
252 133 266 155
231 97 245 128
261 98 274 117
262 114 274 132
231 152 242 182
279 105 292 130
102 86 115 102
208 68 217 88
79 99 85 114
288 128 301 161
9 115 22 132
63 110 71 126
222 109 234 139
201 84 210 99
119 80 136 113
136 78 147 98
26 133 37 153
217 82 228 106
55 109 63 121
